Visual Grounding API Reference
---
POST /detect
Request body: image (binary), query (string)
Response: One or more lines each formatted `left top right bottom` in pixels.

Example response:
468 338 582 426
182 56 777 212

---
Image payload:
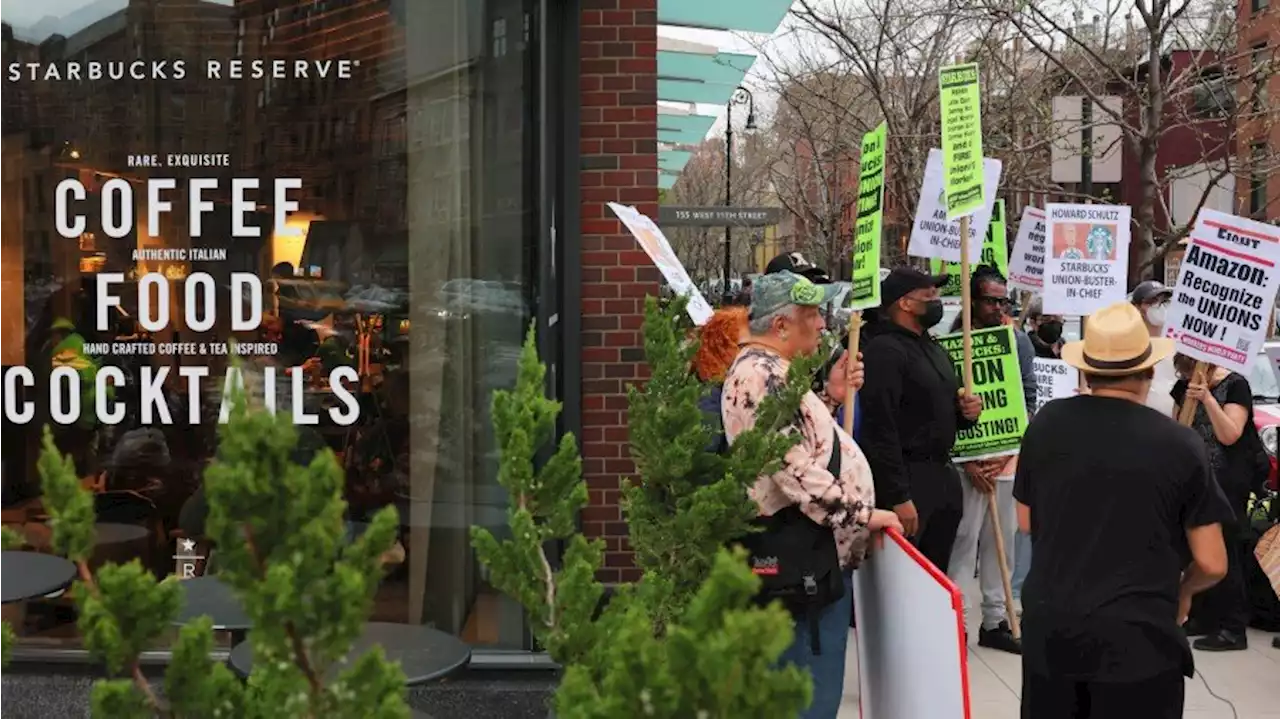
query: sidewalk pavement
839 580 1280 719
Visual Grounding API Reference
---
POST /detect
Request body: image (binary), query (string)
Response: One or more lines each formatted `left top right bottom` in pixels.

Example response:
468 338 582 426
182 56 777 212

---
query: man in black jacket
859 268 983 572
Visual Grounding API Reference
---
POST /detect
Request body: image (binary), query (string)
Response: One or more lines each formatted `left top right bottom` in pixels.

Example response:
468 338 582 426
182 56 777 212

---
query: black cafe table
1 551 78 604
173 575 252 644
229 622 472 686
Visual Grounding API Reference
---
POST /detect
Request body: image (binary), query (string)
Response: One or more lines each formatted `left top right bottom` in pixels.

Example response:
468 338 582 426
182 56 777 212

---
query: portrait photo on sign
1052 222 1117 261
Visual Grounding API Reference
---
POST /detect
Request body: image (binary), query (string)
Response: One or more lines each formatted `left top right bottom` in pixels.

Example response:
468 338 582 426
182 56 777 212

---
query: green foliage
474 298 818 717
4 399 406 718
471 326 603 666
624 295 823 630
1 527 20 666
554 551 811 719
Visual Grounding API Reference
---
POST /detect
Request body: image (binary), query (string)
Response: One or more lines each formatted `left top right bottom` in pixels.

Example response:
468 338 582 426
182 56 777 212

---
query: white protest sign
854 529 968 719
1163 209 1280 375
1265 344 1280 390
907 148 1002 263
607 202 713 326
1007 206 1047 293
1042 203 1131 316
1032 357 1078 412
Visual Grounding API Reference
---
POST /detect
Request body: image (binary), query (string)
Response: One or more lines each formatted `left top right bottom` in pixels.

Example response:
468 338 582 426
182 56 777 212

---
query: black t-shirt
1171 372 1262 507
1013 395 1232 682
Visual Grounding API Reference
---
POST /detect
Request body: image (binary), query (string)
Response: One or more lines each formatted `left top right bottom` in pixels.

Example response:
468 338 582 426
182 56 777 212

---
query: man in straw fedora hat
1012 301 1233 719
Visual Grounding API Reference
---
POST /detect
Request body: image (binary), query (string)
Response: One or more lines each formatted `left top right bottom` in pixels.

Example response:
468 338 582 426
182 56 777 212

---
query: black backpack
702 382 844 655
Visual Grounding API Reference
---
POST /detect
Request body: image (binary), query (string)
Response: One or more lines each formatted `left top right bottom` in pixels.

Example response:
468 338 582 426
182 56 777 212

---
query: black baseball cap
881 267 949 307
1130 280 1172 304
765 252 833 284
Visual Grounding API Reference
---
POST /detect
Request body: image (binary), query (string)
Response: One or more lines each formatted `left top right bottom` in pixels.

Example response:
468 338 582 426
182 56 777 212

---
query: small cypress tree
2 392 406 719
473 297 822 718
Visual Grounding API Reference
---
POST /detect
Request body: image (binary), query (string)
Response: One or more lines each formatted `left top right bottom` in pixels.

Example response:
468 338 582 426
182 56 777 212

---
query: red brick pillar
578 0 659 583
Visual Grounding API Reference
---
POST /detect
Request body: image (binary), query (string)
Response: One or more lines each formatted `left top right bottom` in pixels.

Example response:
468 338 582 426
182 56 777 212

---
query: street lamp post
724 86 757 304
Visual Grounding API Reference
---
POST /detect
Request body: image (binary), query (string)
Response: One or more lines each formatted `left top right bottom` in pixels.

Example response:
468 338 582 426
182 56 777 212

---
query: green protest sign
939 63 984 219
849 122 886 310
937 325 1027 460
930 199 1007 298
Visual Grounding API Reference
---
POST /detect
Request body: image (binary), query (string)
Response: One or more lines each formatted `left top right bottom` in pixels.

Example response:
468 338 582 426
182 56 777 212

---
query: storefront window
2 0 542 651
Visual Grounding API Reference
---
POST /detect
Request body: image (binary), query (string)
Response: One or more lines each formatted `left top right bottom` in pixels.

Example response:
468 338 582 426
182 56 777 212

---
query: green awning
659 149 693 173
659 50 756 86
659 78 734 105
658 0 793 34
657 50 755 106
658 112 717 145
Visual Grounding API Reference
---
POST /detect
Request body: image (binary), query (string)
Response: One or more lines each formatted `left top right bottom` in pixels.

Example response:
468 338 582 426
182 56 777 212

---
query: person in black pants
1172 354 1265 652
859 268 983 572
1015 303 1231 719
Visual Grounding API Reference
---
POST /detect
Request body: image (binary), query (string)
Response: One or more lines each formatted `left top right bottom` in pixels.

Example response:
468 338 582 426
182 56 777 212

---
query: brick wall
577 0 660 583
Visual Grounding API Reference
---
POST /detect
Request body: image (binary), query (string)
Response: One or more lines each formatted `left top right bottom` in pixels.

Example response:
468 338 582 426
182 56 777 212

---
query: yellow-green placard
939 63 984 219
849 122 887 310
931 199 1007 298
937 325 1028 460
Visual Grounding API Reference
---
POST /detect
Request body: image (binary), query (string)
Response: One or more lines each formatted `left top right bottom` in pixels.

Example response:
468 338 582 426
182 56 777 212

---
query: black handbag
738 427 844 654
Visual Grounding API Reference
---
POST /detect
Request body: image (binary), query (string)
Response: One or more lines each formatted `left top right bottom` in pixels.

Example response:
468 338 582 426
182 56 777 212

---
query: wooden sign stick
986 489 1021 638
961 213 1019 635
959 214 974 392
1177 361 1213 426
843 311 863 435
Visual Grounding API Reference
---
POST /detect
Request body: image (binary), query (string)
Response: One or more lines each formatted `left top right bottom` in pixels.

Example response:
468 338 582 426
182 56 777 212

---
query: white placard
1032 357 1078 412
607 202 713 325
1163 209 1280 375
907 149 1002 263
1007 206 1047 293
1265 344 1280 391
1042 203 1131 316
855 529 969 719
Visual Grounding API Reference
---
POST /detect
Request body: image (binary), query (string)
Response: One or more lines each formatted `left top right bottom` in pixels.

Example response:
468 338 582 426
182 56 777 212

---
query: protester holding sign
1014 301 1231 719
859 268 983 572
722 271 901 719
1172 354 1268 653
944 266 1035 653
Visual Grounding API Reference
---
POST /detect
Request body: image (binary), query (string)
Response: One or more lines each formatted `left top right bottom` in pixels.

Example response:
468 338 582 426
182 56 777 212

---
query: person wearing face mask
859 268 984 573
1022 297 1065 359
1131 280 1176 416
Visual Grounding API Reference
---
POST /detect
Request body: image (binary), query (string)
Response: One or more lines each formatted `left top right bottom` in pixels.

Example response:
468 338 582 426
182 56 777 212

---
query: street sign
658 206 782 227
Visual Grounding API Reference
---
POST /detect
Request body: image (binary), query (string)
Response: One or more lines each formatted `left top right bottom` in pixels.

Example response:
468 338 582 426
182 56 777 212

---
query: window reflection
1 0 539 650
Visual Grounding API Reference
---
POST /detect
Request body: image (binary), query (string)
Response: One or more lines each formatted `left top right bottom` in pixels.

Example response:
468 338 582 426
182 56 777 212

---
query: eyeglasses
978 296 1012 307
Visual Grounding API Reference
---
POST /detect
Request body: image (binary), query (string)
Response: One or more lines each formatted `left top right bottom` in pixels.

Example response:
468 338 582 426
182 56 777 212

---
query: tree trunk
1132 25 1165 285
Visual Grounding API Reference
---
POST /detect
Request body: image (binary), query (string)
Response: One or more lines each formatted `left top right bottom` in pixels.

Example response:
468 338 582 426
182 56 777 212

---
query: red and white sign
854 529 970 719
1007 206 1047 292
1164 209 1280 375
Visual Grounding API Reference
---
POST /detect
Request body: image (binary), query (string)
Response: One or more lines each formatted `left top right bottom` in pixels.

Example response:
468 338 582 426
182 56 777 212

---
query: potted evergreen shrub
2 394 407 718
473 297 824 718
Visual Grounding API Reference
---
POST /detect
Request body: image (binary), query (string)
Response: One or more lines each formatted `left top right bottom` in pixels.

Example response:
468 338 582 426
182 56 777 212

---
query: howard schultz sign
659 206 782 227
